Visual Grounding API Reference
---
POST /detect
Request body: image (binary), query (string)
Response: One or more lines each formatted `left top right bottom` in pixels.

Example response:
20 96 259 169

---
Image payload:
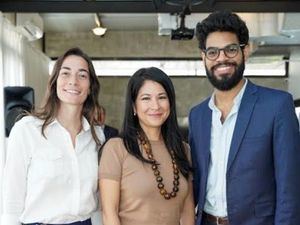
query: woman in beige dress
99 67 195 225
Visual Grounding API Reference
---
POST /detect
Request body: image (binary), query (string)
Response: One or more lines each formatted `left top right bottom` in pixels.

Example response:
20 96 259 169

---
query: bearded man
189 11 300 225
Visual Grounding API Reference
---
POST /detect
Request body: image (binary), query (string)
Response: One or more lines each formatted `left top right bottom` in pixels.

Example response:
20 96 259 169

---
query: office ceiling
1 0 300 13
2 0 300 58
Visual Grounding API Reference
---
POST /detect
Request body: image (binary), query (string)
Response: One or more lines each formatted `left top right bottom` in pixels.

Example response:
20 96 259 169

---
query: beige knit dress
99 137 192 225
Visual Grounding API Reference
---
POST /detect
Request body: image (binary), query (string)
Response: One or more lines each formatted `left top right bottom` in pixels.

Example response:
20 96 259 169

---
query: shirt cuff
1 213 21 225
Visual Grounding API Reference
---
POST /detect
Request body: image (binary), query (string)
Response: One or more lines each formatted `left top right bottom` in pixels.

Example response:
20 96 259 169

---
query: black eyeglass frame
203 43 246 61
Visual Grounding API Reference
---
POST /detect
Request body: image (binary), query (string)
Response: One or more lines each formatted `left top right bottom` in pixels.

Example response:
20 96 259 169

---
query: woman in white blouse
1 47 105 225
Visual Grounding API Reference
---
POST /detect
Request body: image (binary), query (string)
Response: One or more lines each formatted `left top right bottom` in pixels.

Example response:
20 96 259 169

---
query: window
50 55 287 77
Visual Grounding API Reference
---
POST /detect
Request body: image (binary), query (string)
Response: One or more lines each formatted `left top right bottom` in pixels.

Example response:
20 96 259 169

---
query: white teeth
216 66 230 71
215 65 232 71
66 90 80 94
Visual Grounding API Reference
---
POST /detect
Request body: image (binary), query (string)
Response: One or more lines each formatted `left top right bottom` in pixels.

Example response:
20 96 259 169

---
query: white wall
288 47 300 100
0 12 50 221
23 43 50 106
0 13 6 221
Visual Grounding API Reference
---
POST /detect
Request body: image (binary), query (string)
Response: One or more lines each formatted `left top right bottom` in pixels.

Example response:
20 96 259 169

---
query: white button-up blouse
1 116 105 225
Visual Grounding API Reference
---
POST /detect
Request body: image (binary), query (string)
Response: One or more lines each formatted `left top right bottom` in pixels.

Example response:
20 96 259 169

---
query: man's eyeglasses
203 43 246 61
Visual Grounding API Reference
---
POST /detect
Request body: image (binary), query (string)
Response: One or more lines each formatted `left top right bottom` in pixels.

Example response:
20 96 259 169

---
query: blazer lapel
201 102 212 166
227 81 258 172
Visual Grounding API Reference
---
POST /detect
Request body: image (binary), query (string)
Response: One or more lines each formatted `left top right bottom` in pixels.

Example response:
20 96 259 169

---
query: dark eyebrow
139 92 167 97
207 43 237 49
60 67 89 74
140 93 151 96
78 68 89 73
60 66 71 71
158 92 167 96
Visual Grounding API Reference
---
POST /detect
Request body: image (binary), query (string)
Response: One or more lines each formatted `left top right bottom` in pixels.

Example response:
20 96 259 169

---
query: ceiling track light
171 12 194 40
171 3 194 40
153 0 214 10
92 13 107 36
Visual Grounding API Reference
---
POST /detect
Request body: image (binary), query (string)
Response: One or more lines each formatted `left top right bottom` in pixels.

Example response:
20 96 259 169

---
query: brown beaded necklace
138 133 180 200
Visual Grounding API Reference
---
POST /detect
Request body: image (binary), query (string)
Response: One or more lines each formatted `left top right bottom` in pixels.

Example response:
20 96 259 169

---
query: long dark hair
32 47 101 146
121 67 190 179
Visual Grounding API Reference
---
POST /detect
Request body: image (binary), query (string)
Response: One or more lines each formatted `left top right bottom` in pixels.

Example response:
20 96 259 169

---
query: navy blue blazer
189 81 300 225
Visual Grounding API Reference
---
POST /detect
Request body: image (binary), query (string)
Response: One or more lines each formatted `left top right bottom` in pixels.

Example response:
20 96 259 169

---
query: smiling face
203 31 248 91
134 80 170 133
56 55 90 108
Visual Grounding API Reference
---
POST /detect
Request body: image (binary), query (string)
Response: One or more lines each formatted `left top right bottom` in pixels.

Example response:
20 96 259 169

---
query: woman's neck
142 127 162 141
57 105 83 145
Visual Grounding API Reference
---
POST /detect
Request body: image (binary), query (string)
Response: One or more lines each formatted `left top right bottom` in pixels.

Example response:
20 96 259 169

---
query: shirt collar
48 116 91 132
208 78 248 111
81 117 91 131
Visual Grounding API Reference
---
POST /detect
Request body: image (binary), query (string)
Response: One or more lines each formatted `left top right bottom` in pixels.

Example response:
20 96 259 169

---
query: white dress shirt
204 79 248 217
1 116 105 225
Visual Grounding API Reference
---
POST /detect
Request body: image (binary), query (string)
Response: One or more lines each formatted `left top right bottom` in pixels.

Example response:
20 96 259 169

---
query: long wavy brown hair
32 47 101 146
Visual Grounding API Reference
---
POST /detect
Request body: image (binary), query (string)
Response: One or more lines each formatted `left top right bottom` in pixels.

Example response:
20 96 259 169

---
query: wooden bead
152 164 158 170
158 183 164 189
173 186 179 192
170 192 176 197
164 193 171 199
156 176 163 182
160 189 166 195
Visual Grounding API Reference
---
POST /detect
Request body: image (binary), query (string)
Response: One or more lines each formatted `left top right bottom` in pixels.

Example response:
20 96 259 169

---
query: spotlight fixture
154 0 210 40
153 0 213 10
171 13 194 40
92 13 107 36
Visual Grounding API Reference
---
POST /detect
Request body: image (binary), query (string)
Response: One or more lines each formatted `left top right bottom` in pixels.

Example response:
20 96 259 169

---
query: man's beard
205 59 245 91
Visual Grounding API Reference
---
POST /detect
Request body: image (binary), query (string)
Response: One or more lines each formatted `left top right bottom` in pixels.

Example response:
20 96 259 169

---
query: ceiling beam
1 1 300 13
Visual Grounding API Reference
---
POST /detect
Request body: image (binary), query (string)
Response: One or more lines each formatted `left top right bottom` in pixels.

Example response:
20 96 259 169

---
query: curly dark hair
196 11 249 50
